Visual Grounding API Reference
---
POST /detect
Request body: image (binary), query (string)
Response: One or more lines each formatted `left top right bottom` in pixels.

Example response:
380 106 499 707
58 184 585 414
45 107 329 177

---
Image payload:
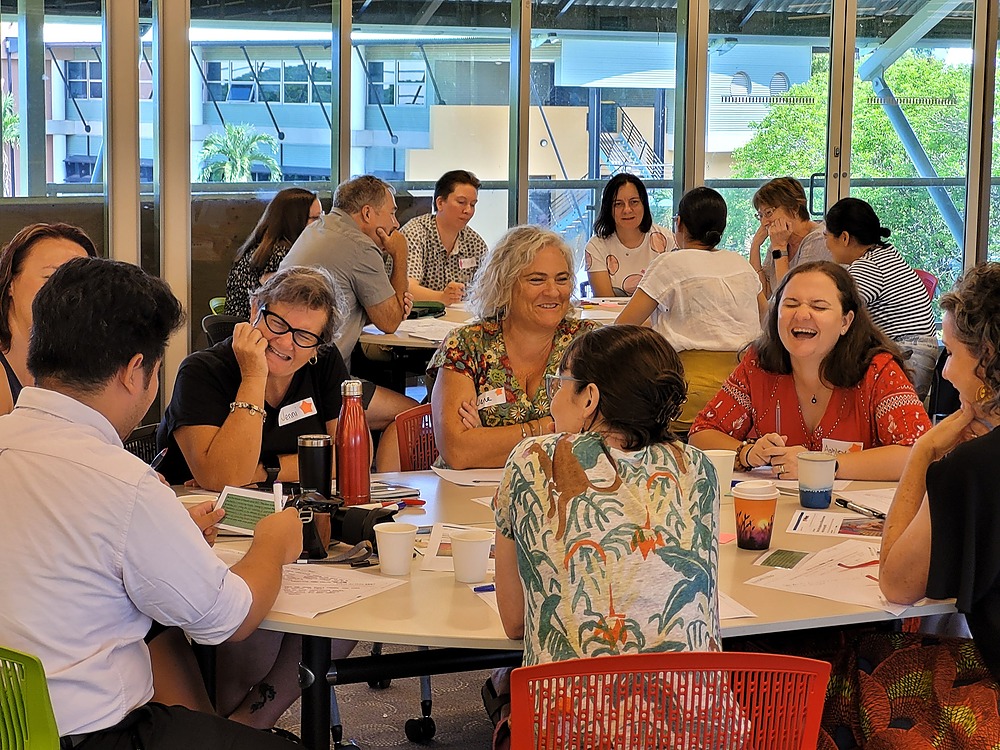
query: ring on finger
774 465 785 474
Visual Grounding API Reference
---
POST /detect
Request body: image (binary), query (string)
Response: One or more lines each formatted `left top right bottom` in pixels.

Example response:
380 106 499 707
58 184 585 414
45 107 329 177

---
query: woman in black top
225 188 322 318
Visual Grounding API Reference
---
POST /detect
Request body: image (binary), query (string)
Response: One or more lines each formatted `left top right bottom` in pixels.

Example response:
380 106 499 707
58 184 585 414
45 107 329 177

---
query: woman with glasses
491 325 718 706
225 187 323 319
584 173 671 297
158 265 349 490
616 187 762 432
429 226 597 469
749 176 831 299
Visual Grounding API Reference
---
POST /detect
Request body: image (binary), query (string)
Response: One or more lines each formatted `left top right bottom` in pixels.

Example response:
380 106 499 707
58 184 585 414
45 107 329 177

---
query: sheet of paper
470 496 494 509
719 591 756 620
834 488 896 515
431 465 505 486
787 510 884 537
421 523 496 573
394 318 461 342
745 540 907 615
270 564 406 618
469 584 501 614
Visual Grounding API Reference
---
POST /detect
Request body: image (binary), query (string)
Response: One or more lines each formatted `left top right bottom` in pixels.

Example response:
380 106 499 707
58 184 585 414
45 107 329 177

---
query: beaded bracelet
736 439 756 471
230 401 265 418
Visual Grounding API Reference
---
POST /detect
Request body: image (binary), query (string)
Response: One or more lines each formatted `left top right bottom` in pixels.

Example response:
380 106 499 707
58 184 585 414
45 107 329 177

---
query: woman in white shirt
584 174 671 296
617 187 762 432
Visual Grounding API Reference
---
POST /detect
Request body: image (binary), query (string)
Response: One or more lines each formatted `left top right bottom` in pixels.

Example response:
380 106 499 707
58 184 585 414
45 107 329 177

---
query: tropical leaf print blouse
494 431 721 666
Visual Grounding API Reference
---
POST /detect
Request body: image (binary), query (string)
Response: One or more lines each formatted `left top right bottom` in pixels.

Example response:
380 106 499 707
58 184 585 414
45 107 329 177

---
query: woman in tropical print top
493 325 721 665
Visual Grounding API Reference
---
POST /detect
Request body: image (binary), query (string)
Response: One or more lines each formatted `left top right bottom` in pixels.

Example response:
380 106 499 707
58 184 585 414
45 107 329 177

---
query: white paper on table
431 465 505 486
421 523 496 573
470 496 494 509
578 307 619 321
745 540 907 616
469 584 501 614
394 318 461 342
834 488 896 515
270 564 406 618
719 591 756 620
787 510 883 538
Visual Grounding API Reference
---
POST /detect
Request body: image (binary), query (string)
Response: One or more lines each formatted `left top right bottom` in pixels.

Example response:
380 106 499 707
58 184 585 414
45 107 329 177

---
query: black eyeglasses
545 373 584 400
254 307 324 349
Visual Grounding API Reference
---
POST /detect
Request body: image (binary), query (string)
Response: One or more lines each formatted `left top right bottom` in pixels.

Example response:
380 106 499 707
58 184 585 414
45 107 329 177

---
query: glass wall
989 43 1000 263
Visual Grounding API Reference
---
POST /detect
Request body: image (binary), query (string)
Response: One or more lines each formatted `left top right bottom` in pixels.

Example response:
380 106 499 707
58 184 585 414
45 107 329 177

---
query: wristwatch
771 248 788 259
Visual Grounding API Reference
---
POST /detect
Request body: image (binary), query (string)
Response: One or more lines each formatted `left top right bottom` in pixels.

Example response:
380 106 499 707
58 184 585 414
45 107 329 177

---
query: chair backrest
510 652 831 750
201 314 244 347
914 269 939 300
209 296 227 315
124 424 159 463
0 646 60 750
394 403 438 472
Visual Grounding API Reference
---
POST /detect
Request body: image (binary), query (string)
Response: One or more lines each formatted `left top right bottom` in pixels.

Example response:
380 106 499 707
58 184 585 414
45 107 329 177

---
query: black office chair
201 314 245 346
927 347 960 421
124 424 159 463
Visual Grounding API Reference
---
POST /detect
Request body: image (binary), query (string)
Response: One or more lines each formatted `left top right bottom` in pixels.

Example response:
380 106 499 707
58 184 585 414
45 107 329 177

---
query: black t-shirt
926 426 1000 679
156 338 349 484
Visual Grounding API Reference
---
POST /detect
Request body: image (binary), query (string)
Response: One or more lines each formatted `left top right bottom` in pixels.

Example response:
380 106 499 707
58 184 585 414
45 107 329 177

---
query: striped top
847 243 935 340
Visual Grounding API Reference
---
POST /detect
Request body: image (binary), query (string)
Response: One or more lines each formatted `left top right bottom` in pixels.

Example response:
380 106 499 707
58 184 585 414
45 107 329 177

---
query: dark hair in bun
677 187 727 249
825 197 891 247
560 325 687 449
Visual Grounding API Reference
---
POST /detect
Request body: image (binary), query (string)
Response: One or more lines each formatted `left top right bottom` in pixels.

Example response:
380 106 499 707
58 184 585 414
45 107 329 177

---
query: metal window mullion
103 0 140 263
154 0 191 399
675 0 708 203
509 0 530 225
332 0 351 184
826 0 857 206
16 0 46 196
965 0 998 267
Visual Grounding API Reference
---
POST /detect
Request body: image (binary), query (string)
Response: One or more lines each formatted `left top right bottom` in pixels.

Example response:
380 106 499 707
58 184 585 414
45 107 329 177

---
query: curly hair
752 177 811 223
251 265 344 350
940 263 1000 414
0 223 99 351
593 174 654 238
755 261 907 387
560 325 687 450
466 225 576 320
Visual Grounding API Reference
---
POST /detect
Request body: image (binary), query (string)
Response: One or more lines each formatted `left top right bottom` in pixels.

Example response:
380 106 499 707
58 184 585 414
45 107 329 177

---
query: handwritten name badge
458 257 478 270
476 388 507 411
821 438 863 455
279 397 317 427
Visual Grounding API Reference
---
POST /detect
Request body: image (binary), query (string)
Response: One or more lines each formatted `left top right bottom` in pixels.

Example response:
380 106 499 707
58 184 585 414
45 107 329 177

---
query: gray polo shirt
281 208 395 363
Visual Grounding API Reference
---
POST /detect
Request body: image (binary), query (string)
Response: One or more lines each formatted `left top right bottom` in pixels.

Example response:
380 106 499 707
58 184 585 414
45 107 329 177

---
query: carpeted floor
276 643 496 748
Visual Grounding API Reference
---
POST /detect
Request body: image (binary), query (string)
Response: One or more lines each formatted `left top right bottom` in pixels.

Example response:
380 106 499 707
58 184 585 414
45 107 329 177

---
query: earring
308 353 319 366
978 384 991 402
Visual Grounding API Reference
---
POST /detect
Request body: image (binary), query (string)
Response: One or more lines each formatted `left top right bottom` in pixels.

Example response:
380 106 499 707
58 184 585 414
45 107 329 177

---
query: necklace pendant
811 395 817 404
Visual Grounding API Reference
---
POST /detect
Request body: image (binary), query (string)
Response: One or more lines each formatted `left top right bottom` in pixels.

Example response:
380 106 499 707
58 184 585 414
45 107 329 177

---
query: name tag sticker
458 257 478 270
822 438 863 454
278 397 317 427
476 388 507 410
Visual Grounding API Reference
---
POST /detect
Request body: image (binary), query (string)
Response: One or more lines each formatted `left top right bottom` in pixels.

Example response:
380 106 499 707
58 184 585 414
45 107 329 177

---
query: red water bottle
336 379 371 506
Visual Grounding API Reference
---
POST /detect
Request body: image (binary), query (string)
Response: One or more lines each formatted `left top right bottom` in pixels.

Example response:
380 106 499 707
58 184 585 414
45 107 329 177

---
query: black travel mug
298 434 333 498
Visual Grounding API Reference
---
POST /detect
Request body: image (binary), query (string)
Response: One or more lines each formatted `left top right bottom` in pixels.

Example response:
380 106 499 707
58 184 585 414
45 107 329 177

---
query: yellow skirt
673 349 741 435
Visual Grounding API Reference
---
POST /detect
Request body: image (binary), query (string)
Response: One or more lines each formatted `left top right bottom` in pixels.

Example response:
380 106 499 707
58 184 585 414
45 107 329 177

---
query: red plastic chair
394 403 438 472
914 269 939 301
510 652 831 749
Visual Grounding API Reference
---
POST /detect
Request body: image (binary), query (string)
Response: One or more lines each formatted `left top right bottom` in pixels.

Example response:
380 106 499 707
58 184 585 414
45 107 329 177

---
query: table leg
300 635 332 750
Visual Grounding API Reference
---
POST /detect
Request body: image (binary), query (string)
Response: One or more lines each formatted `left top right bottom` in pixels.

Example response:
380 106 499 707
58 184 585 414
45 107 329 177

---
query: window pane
285 83 308 104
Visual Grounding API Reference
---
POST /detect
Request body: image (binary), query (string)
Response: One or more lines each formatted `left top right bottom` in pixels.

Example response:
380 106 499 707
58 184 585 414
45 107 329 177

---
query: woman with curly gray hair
428 225 598 468
157 265 350 489
881 262 1000 677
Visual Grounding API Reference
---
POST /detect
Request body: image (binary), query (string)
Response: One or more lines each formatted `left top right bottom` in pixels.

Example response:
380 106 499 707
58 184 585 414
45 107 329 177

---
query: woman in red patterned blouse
688 261 931 480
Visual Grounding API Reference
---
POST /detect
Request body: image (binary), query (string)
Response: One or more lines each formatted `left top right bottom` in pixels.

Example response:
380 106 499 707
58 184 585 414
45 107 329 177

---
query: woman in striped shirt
824 197 938 400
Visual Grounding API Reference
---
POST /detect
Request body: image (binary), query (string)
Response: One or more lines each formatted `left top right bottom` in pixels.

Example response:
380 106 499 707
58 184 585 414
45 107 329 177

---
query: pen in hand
149 447 168 471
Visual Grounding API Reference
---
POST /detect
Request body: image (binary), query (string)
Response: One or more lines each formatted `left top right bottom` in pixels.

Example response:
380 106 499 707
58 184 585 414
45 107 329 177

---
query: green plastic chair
0 646 60 750
208 296 227 315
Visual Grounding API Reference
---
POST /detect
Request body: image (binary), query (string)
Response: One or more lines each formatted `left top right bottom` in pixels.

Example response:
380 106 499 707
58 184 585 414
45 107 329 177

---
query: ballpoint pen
149 447 168 471
382 498 426 508
775 402 781 435
834 498 886 520
473 584 496 593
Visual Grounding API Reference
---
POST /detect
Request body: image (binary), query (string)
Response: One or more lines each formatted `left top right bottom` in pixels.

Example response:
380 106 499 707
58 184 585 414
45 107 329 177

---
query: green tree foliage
728 51 993 294
1 92 18 148
198 123 281 182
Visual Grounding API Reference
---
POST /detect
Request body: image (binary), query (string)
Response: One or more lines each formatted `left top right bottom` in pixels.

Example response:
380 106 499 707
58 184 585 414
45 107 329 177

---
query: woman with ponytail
493 325 720 663
617 186 762 431
824 197 937 399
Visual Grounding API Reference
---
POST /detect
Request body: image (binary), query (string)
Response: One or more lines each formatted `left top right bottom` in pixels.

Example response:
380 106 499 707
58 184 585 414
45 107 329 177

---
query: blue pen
149 447 168 471
473 584 495 593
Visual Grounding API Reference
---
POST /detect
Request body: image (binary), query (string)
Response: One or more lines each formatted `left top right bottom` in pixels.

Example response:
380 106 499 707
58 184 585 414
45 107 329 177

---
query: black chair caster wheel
367 678 391 689
404 716 436 742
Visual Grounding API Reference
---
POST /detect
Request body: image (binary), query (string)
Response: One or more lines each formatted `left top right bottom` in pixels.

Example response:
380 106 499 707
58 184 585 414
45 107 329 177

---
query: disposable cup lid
732 479 778 499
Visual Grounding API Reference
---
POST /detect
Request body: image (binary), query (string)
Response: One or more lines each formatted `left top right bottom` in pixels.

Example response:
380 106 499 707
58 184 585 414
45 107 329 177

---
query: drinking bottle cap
341 379 364 398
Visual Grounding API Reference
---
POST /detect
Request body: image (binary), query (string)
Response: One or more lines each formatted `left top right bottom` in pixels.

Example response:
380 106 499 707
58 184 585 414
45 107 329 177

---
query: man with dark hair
402 169 487 305
0 257 303 749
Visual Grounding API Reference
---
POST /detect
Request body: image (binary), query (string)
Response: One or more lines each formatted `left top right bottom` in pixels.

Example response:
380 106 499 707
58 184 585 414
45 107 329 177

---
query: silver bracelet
230 401 265 418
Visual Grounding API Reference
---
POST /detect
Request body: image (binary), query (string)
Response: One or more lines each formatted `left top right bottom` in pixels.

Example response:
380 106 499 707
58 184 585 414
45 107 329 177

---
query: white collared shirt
0 387 252 736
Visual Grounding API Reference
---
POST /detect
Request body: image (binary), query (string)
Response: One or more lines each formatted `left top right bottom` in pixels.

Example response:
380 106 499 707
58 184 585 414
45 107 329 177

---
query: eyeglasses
755 206 776 221
545 373 584 400
254 307 324 349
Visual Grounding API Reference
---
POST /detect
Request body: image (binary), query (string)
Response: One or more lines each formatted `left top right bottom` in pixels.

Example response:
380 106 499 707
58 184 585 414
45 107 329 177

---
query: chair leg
403 647 436 743
330 684 361 750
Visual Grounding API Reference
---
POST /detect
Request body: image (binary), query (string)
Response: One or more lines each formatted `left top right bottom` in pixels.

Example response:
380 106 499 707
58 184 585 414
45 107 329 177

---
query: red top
689 349 931 450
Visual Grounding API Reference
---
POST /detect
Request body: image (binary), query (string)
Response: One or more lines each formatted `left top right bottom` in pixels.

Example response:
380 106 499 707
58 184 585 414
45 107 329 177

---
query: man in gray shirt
281 175 416 468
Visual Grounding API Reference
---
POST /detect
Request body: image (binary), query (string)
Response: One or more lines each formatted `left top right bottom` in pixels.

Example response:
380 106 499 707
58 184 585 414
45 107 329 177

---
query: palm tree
2 92 19 196
197 123 282 182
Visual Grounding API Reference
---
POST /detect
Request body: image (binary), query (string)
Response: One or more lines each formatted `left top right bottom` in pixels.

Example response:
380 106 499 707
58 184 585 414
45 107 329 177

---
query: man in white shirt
0 257 303 749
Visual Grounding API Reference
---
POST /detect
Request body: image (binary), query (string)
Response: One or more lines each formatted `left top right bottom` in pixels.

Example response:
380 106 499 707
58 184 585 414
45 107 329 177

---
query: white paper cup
702 449 736 498
450 529 494 584
374 523 418 576
798 451 837 509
